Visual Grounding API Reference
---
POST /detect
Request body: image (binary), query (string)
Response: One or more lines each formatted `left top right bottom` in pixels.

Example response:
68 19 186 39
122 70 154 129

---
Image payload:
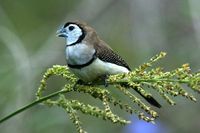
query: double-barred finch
57 20 161 108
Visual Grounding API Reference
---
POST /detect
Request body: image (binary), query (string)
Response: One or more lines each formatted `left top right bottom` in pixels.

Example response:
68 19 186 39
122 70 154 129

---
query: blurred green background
0 0 200 133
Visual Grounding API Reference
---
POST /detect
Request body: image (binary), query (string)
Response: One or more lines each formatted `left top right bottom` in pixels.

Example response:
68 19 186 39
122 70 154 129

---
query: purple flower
124 116 168 133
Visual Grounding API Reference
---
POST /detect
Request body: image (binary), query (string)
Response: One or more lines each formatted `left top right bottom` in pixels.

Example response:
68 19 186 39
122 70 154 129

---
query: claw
101 75 109 87
73 79 85 90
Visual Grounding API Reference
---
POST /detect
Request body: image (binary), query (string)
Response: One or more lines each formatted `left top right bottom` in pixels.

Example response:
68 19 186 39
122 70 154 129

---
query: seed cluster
36 52 200 133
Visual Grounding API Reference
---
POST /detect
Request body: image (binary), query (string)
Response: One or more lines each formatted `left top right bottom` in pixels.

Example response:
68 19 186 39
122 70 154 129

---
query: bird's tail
133 87 161 108
121 83 161 108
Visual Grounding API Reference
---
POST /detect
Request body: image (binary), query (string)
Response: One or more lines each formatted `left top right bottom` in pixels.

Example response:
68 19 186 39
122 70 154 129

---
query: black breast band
67 53 97 69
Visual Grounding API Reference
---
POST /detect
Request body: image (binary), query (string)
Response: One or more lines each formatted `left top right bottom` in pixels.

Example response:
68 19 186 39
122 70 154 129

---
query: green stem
0 77 190 124
0 90 66 124
109 78 189 84
132 78 189 83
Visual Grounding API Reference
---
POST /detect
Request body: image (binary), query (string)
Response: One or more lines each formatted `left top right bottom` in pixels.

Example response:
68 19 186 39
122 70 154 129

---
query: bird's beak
56 27 67 37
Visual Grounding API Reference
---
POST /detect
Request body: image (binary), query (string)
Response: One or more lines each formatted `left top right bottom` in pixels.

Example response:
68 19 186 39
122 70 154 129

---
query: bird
56 20 161 108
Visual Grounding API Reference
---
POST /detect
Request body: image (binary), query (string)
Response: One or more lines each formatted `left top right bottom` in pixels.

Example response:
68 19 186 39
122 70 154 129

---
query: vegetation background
0 0 200 133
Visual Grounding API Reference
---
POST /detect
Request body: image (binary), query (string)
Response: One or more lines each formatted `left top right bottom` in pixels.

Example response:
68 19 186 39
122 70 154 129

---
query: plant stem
0 90 66 124
132 78 189 83
0 78 190 124
109 78 189 84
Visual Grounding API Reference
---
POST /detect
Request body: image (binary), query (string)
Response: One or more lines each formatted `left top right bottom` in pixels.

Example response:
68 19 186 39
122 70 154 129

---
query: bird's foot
73 79 85 90
100 75 109 87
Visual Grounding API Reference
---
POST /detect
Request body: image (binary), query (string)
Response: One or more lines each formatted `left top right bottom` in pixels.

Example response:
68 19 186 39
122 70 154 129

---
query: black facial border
64 22 86 46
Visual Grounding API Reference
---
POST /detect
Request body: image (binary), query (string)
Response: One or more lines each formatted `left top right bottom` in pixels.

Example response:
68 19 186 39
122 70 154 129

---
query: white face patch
65 24 83 45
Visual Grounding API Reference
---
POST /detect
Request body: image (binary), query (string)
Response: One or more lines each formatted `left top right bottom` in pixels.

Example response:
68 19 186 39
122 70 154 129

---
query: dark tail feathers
121 83 161 108
134 88 161 108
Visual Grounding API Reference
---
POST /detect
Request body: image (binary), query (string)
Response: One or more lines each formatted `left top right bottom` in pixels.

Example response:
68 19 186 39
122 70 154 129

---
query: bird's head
57 21 86 46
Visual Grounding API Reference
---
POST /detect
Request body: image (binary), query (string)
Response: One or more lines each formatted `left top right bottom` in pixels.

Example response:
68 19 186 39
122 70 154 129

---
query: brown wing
94 40 162 108
94 40 131 71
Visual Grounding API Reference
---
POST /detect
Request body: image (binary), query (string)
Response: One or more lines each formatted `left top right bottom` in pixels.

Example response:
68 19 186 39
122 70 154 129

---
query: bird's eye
68 26 75 31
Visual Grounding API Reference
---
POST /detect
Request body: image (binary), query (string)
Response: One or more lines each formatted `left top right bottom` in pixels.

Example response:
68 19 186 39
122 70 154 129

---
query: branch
0 89 69 123
0 52 199 133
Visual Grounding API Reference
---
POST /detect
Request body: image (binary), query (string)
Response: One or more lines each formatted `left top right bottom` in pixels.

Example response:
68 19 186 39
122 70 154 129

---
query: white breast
65 43 95 65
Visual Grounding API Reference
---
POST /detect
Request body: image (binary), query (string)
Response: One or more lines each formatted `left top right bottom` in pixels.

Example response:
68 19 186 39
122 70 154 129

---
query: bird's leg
100 74 109 87
74 75 109 89
76 79 85 85
73 79 85 90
